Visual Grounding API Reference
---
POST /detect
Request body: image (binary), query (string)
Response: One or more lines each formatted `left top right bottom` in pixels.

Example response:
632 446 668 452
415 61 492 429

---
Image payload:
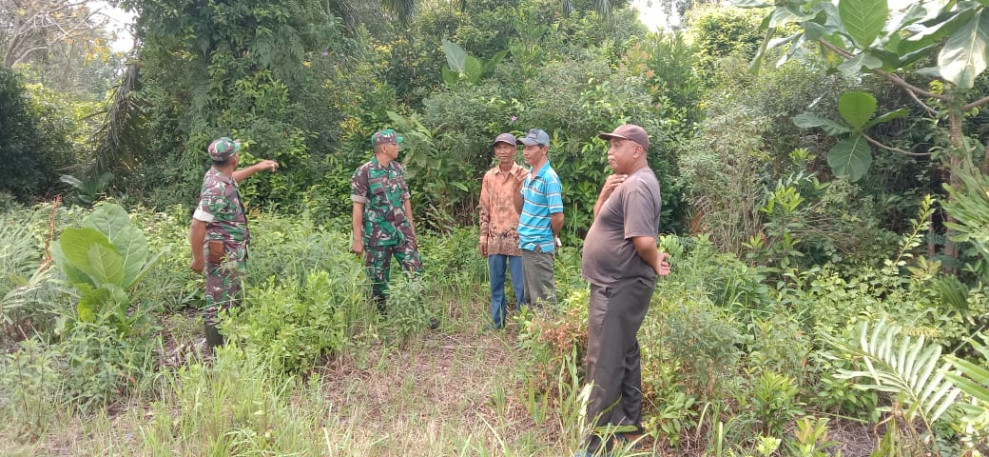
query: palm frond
829 320 961 428
381 0 416 21
90 61 145 176
946 337 989 405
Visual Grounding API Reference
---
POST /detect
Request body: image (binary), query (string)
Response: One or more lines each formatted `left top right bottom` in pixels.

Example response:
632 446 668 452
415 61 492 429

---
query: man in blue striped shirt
514 128 564 308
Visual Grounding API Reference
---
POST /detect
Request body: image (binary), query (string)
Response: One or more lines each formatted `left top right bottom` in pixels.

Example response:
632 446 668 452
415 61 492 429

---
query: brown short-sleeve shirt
581 167 662 286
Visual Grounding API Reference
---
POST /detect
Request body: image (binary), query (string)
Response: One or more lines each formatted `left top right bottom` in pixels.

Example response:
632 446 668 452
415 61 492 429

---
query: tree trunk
984 139 989 175
943 105 964 274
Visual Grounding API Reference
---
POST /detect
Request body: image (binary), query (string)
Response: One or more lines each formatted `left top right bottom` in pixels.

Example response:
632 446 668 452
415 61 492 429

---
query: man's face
493 143 516 164
522 144 546 166
607 138 640 174
379 142 400 160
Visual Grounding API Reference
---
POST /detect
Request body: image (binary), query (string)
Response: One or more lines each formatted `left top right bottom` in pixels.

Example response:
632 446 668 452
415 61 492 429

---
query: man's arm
403 198 417 240
232 160 279 182
513 170 526 215
351 202 364 257
478 177 490 257
593 174 627 219
550 212 564 237
190 219 207 273
632 236 670 276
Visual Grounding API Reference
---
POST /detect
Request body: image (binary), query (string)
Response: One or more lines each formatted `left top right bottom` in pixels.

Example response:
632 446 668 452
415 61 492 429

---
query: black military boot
373 294 387 316
204 323 224 353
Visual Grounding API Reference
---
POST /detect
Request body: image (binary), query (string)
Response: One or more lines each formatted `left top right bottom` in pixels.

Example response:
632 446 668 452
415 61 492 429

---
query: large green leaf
792 112 852 135
83 203 148 286
84 203 131 243
441 39 468 73
838 51 883 78
87 243 125 286
113 225 148 288
828 135 873 182
769 6 817 28
50 241 95 288
58 227 115 278
464 56 483 84
938 10 989 90
838 91 878 130
839 0 889 48
441 66 459 85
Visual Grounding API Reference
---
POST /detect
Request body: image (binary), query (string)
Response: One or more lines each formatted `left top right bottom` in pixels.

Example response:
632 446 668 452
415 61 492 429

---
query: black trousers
584 275 656 452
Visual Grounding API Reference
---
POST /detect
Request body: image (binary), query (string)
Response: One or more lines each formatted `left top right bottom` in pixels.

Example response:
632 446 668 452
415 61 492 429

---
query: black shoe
204 323 224 352
373 294 387 316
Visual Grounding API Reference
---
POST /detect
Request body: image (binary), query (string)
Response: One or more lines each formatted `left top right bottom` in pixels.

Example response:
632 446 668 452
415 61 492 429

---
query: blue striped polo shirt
519 161 563 252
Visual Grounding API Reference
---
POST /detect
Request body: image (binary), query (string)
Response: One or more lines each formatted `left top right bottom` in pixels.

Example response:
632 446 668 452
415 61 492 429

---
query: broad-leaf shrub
50 202 162 334
224 271 351 374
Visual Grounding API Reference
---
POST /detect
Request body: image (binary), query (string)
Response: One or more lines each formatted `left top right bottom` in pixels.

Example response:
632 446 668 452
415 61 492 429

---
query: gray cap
519 128 549 147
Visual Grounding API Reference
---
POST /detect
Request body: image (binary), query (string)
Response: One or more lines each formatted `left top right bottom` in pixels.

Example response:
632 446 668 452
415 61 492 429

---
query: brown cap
491 132 517 147
598 124 649 150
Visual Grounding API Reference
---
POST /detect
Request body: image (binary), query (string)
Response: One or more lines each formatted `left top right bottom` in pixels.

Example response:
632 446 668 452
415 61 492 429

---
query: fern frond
831 320 961 428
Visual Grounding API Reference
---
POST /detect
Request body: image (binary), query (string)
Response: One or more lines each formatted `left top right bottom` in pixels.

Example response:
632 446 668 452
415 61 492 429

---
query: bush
224 271 353 374
0 66 74 200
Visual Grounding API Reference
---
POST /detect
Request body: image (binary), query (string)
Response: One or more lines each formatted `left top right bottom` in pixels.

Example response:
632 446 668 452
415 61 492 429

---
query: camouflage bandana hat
371 129 404 147
208 137 241 161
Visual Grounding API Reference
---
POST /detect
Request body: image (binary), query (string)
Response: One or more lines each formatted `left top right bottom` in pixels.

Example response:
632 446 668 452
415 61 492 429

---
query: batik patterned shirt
479 163 527 256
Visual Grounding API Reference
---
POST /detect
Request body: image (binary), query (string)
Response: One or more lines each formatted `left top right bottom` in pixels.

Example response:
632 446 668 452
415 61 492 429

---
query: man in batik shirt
479 132 527 329
190 137 278 351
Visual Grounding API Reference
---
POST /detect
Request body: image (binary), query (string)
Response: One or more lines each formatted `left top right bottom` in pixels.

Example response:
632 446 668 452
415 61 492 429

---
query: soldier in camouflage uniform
350 129 424 316
190 137 278 350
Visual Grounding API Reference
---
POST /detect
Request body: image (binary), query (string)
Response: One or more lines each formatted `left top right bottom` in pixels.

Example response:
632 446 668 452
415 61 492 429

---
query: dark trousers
521 248 556 307
584 276 656 453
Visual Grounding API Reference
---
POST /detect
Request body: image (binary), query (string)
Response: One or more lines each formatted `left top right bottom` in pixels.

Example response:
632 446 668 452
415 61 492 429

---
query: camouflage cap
208 137 241 161
371 129 404 147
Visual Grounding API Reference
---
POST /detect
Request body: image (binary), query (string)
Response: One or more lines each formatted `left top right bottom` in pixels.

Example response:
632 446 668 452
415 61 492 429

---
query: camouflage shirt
350 156 414 247
193 167 250 247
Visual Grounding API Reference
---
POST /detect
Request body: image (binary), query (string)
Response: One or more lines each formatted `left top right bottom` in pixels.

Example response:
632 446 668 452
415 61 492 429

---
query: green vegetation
3 0 989 455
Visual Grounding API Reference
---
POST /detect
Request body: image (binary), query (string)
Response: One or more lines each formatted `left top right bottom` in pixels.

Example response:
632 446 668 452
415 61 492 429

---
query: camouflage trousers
364 242 423 303
203 245 247 326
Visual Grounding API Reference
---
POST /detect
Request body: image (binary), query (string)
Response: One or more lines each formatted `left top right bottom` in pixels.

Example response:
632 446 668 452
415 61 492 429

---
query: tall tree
0 0 109 67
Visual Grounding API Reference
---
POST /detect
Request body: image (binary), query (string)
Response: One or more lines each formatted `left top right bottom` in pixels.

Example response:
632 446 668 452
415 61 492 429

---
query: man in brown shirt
479 132 527 329
578 124 670 456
